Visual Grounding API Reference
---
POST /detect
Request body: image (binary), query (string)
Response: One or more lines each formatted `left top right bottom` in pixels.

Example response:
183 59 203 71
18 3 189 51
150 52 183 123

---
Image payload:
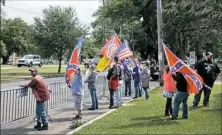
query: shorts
163 90 174 98
73 94 82 110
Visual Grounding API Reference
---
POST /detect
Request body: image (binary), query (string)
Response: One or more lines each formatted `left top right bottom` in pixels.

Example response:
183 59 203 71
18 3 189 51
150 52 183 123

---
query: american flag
115 40 133 61
163 43 203 94
65 36 84 85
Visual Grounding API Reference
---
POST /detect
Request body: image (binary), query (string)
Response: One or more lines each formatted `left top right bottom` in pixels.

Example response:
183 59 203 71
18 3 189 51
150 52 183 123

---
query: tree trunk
58 59 62 73
2 56 9 64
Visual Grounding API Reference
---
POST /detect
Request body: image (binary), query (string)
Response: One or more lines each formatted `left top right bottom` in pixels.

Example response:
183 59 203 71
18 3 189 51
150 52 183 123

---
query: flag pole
157 0 164 86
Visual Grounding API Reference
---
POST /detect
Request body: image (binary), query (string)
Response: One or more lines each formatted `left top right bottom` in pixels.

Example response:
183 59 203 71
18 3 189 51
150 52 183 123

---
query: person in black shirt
193 52 221 107
171 72 189 120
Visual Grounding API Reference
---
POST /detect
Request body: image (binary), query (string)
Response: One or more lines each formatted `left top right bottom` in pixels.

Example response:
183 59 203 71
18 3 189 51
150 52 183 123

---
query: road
1 72 108 91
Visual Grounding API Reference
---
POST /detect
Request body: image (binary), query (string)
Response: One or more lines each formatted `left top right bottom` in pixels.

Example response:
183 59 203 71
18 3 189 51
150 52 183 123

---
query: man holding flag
65 36 85 120
163 43 204 120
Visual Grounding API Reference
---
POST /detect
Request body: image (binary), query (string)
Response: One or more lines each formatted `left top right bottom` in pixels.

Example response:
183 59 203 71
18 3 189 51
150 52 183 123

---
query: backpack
107 68 113 80
124 70 132 81
118 65 123 80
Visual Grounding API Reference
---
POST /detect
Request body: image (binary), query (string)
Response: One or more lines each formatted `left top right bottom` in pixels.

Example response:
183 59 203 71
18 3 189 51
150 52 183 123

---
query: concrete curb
66 86 158 135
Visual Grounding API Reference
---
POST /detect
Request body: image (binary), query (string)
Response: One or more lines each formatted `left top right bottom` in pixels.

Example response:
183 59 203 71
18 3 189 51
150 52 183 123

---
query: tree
92 0 222 61
0 40 7 58
32 6 87 73
1 18 30 64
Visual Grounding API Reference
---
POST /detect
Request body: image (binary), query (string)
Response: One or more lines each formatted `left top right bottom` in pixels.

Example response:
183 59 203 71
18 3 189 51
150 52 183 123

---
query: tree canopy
91 0 222 60
32 6 86 73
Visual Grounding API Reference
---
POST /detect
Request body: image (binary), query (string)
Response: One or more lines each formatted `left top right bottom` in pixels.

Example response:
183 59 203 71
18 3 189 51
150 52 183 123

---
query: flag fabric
163 44 203 94
115 40 133 61
98 39 110 56
65 36 84 85
107 34 122 58
96 55 111 72
96 34 122 72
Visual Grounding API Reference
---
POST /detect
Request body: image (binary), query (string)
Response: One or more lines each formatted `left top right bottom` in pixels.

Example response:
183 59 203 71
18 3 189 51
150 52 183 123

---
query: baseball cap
206 52 213 56
29 68 38 73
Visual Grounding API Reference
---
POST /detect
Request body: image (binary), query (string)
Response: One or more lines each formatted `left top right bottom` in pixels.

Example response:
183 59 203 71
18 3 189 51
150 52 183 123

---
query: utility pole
102 0 106 42
1 0 5 6
157 0 164 85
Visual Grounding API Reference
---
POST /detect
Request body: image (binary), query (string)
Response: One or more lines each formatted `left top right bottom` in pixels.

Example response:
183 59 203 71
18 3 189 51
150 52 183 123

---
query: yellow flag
96 56 110 72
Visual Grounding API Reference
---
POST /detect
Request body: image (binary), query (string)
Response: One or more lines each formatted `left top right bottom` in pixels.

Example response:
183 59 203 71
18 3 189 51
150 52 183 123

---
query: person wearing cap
20 68 50 130
193 52 221 107
69 67 85 119
85 65 98 110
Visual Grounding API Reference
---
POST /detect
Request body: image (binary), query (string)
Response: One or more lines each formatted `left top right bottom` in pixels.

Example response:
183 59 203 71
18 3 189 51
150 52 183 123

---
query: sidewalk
1 81 158 134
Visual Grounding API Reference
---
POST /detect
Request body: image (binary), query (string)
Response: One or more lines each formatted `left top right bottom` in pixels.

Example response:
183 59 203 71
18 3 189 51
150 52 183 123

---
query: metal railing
1 75 109 125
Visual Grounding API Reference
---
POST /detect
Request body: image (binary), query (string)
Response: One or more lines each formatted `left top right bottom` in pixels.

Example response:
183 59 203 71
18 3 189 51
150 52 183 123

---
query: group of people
107 56 151 109
20 51 220 131
162 52 221 120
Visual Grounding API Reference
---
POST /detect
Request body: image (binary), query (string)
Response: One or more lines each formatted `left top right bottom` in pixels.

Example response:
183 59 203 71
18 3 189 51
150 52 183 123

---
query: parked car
84 58 100 68
17 55 42 67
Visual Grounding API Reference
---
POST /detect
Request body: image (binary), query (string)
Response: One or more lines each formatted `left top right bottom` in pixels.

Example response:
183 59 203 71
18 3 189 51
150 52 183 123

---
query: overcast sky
2 0 101 27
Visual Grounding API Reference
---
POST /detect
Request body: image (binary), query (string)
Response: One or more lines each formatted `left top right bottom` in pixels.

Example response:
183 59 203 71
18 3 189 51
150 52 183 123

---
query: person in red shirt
107 56 120 109
20 68 50 130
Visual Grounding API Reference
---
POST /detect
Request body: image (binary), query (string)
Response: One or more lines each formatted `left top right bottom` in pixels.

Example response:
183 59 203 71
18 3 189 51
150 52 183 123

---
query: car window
23 55 34 59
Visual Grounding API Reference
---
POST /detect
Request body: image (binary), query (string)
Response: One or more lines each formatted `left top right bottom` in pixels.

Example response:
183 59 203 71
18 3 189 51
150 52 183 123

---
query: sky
2 0 101 28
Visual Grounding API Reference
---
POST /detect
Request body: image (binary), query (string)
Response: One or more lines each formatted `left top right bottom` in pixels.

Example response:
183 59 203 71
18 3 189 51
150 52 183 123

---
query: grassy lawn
1 65 86 82
76 85 222 134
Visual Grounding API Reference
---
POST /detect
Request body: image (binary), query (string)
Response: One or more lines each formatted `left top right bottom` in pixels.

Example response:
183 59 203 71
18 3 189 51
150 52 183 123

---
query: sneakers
39 124 48 130
72 114 82 120
88 108 95 110
34 122 41 130
193 103 198 107
34 122 48 131
203 103 209 107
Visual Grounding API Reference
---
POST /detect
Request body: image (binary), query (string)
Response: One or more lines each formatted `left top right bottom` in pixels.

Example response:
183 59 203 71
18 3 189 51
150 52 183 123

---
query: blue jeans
134 80 141 98
109 89 114 107
90 89 98 109
142 87 149 100
172 91 189 119
124 81 131 96
36 101 48 124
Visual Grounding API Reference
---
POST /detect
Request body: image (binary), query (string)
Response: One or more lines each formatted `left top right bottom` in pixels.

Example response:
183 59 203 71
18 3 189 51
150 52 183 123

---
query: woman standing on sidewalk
85 65 98 110
140 62 150 100
162 65 176 116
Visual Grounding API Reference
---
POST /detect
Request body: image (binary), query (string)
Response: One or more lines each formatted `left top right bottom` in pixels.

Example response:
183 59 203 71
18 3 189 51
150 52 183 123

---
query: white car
17 55 43 67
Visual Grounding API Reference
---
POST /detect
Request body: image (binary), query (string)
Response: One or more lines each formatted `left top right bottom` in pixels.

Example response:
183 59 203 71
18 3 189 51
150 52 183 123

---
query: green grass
1 65 86 82
76 85 222 134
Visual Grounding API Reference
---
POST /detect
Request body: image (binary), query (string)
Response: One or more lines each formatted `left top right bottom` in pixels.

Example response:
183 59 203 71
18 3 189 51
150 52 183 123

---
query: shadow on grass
213 93 222 99
118 116 179 129
189 106 204 111
131 115 163 121
202 108 222 112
